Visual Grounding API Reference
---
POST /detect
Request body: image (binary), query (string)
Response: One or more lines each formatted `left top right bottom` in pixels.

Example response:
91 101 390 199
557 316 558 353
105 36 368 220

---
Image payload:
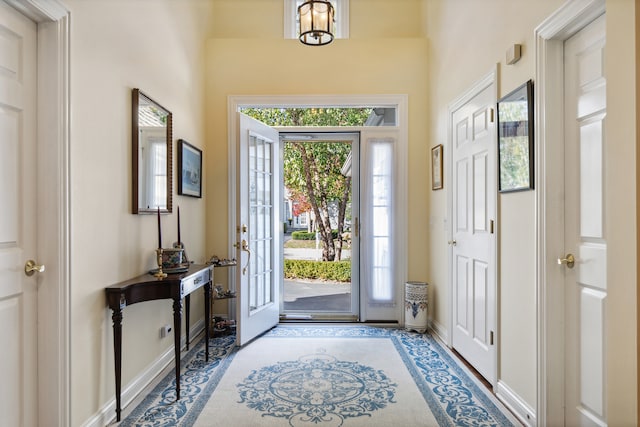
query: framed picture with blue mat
178 139 202 198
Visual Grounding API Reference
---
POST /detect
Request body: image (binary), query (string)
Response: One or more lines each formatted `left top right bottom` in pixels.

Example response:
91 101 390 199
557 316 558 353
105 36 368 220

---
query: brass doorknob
25 260 45 276
557 253 575 268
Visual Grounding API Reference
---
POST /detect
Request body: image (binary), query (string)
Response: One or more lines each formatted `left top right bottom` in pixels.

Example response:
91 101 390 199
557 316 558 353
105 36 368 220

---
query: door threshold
280 314 359 322
282 314 313 320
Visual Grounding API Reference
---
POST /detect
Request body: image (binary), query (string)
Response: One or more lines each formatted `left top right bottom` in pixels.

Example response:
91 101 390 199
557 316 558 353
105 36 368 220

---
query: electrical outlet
160 324 172 338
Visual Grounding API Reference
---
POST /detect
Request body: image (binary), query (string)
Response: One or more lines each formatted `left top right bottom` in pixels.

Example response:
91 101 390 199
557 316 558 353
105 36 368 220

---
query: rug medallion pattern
237 350 397 426
119 326 518 426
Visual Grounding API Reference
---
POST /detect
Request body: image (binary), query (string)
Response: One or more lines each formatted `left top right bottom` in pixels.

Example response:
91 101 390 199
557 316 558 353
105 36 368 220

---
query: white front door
236 113 282 345
0 2 38 426
450 76 497 384
562 14 607 426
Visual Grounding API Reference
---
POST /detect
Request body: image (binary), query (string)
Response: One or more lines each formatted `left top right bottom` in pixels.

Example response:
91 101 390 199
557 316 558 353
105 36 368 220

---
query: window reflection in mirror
132 89 172 214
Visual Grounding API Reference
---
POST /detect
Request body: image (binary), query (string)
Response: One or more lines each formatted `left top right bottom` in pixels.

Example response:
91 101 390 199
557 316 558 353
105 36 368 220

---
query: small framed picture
431 144 443 190
178 139 202 198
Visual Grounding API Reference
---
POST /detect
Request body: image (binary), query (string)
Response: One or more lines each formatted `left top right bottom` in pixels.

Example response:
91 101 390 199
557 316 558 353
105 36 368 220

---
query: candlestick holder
154 248 168 278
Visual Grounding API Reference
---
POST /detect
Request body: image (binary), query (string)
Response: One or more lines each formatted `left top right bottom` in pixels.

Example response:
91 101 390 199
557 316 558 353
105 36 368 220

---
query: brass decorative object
154 248 168 278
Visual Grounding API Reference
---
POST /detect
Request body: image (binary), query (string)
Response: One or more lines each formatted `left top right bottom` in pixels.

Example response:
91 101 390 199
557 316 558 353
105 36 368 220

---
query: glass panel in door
281 135 359 320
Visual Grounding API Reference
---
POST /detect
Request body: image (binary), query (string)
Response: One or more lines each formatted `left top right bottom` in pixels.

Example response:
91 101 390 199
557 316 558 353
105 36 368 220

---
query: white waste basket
404 281 428 333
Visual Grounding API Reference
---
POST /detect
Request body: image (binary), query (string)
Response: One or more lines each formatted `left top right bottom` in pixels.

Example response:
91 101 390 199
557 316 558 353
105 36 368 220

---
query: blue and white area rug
119 326 519 426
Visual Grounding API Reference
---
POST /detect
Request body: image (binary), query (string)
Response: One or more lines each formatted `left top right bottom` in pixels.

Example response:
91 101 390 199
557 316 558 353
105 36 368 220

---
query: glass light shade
298 0 335 46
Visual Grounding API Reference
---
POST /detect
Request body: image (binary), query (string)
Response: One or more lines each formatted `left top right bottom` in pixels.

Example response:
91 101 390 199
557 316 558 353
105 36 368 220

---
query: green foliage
291 230 339 240
284 141 352 207
240 107 372 127
284 259 351 282
241 107 364 261
498 98 531 190
292 231 315 240
499 136 530 189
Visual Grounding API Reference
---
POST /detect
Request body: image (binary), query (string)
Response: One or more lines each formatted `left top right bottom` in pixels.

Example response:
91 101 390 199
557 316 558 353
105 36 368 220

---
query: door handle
241 239 251 275
448 240 457 246
25 260 45 277
557 253 575 268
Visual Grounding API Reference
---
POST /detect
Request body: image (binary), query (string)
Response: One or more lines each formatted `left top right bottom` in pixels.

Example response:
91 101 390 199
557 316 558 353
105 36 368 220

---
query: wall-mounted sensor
506 44 522 65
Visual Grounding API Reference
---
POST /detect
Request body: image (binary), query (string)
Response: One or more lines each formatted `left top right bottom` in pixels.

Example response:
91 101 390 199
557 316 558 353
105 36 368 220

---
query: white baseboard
496 380 536 427
82 319 205 427
431 319 448 344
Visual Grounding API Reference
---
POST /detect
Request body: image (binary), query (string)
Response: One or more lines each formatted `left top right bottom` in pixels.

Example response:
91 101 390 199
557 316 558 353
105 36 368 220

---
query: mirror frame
132 88 173 214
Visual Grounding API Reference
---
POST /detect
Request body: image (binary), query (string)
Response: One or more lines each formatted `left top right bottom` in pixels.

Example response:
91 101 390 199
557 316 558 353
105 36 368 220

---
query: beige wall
66 1 213 424
605 1 638 424
425 0 564 408
204 0 430 282
64 0 638 424
637 2 640 421
427 0 638 422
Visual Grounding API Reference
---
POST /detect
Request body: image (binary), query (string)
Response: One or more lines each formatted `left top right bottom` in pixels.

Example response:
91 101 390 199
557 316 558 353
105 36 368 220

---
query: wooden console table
105 263 214 422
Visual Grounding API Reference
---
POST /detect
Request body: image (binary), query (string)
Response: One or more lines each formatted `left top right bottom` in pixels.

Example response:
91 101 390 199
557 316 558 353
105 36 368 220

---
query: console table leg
111 307 123 422
185 294 191 350
173 297 182 400
204 282 211 361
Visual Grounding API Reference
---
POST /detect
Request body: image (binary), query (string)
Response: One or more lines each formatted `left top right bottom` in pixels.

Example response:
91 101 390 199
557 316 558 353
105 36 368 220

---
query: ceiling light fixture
298 0 335 46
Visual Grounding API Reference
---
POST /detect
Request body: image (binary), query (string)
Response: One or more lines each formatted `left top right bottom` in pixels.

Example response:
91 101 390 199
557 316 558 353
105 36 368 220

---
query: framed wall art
497 79 534 192
431 144 443 190
177 139 202 198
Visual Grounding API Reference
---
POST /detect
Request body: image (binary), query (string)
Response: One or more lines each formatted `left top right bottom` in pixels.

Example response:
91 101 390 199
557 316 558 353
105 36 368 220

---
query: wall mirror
132 88 173 214
497 79 534 192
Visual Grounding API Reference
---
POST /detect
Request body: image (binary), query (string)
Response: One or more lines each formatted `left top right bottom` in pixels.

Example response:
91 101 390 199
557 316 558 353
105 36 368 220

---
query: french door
236 113 282 345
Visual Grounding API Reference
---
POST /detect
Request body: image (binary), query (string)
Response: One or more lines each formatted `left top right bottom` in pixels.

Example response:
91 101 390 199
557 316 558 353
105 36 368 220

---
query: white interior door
562 14 607 427
236 113 282 346
0 3 38 426
450 77 497 384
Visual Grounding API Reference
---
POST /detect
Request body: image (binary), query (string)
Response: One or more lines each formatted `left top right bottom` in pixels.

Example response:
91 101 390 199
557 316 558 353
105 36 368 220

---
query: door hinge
490 330 494 345
490 220 494 234
489 108 495 123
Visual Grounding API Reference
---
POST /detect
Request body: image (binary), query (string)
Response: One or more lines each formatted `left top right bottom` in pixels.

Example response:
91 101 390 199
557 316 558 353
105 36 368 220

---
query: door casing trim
227 95 408 323
534 0 605 425
278 131 361 319
8 0 73 425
